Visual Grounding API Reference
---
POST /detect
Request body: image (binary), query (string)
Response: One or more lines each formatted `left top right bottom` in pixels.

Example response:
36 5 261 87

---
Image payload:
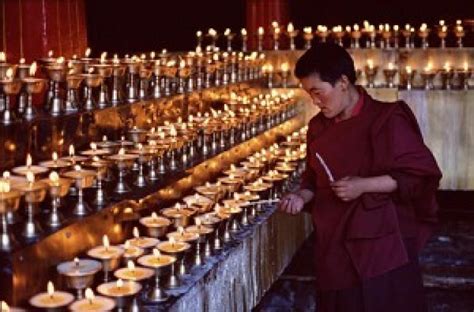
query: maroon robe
300 88 442 295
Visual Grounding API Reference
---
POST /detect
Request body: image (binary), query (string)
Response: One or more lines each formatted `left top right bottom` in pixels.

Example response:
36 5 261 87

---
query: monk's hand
278 193 305 215
331 176 366 202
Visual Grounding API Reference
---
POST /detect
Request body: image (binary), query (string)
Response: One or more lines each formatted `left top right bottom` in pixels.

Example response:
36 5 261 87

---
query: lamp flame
47 281 55 298
69 145 75 157
0 301 9 312
29 62 37 76
5 68 13 80
85 288 95 303
133 227 140 239
153 248 161 258
103 235 110 250
127 261 135 272
100 52 107 63
26 153 32 167
116 279 123 289
26 171 35 184
49 171 59 184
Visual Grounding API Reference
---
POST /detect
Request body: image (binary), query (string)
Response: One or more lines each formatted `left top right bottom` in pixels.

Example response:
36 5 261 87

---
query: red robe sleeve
374 101 442 251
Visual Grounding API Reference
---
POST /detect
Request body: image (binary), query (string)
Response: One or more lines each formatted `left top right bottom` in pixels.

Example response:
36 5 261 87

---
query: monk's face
300 73 346 118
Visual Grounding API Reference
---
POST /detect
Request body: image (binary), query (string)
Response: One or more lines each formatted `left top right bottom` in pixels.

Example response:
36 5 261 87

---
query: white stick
315 152 334 182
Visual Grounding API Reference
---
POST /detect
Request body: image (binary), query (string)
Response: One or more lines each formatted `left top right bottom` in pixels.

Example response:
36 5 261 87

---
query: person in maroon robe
279 43 442 312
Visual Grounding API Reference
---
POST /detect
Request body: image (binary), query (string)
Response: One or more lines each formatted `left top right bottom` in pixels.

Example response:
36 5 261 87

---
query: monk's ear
338 75 350 91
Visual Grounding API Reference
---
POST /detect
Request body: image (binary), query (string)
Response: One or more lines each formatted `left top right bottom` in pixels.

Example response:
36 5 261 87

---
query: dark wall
85 0 246 55
289 0 473 27
85 0 473 54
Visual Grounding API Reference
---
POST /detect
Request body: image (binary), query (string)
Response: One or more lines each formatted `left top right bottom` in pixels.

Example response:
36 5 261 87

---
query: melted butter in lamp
29 281 74 308
70 288 115 311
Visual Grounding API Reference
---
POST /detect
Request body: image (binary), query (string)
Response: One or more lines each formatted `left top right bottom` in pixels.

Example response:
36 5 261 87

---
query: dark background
85 0 473 54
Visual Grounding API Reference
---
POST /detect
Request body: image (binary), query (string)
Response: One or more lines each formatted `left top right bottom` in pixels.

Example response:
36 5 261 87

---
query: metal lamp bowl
93 64 113 78
127 128 148 143
139 216 171 238
66 75 85 89
1 79 22 95
139 68 152 79
45 65 68 82
112 64 126 76
0 191 21 214
81 73 103 88
0 63 18 79
45 178 73 198
22 78 46 93
14 181 48 203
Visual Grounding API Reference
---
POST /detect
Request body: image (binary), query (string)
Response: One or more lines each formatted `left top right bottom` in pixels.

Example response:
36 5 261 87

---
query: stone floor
253 191 474 312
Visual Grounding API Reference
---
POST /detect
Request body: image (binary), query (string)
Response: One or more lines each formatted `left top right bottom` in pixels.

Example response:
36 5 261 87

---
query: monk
279 43 442 312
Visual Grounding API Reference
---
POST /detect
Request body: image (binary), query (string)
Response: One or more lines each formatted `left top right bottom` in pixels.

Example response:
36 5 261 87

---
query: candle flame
47 281 55 297
49 171 59 183
74 164 81 171
103 235 110 250
47 50 54 58
367 59 374 69
5 68 13 80
116 279 123 288
0 180 10 193
195 218 202 227
2 171 9 179
56 57 65 64
388 62 394 70
29 62 37 76
85 48 91 58
241 28 247 36
444 62 451 71
258 26 264 35
153 248 161 258
26 171 35 184
151 212 158 220
287 22 294 33
169 236 176 245
0 52 5 62
424 63 433 72
280 62 289 72
464 62 469 72
69 145 75 157
100 52 107 63
74 257 80 267
118 148 126 156
26 153 32 167
124 240 130 251
406 65 412 74
85 288 95 303
178 226 185 235
127 260 136 273
133 227 140 239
